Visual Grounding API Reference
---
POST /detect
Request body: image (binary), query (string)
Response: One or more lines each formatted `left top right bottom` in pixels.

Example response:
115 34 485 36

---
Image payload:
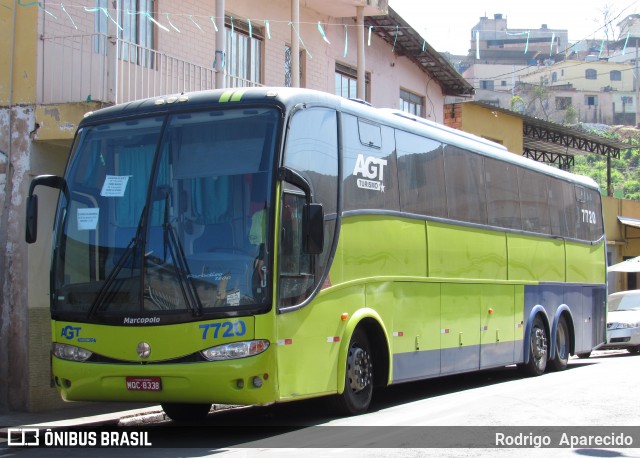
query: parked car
599 289 640 354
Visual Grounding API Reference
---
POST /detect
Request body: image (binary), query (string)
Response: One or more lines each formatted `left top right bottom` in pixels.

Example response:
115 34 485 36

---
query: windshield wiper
160 191 203 316
88 209 146 318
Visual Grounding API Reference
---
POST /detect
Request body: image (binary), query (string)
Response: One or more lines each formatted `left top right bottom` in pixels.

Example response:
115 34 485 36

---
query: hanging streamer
623 31 630 55
368 25 372 46
422 40 426 52
344 25 348 57
18 0 55 16
188 15 203 32
289 22 312 58
476 30 480 59
145 11 169 32
84 7 122 31
599 38 605 58
318 21 330 44
165 14 180 32
392 24 398 53
550 32 555 57
210 16 218 32
248 19 252 38
264 20 271 39
230 16 235 37
60 3 77 29
524 31 530 54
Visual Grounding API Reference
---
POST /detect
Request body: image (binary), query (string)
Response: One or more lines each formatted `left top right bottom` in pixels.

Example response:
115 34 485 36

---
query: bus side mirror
303 203 324 255
25 195 39 244
25 174 67 244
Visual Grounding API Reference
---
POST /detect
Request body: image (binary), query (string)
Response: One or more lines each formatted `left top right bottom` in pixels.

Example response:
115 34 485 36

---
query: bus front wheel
518 315 548 376
162 403 212 423
333 328 374 416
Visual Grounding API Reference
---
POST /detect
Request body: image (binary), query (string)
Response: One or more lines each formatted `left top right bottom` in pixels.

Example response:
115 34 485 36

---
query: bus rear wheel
333 328 374 416
549 317 569 372
518 315 548 376
161 403 212 423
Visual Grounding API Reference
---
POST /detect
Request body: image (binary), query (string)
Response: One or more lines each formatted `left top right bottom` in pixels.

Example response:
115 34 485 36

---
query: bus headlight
200 340 270 361
52 343 93 362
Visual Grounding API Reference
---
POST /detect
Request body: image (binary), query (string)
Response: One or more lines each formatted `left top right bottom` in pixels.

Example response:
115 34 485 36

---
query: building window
610 70 622 81
226 16 263 87
501 80 507 86
585 69 597 80
400 88 424 117
622 96 634 105
95 0 155 66
556 97 572 110
335 63 370 101
480 80 494 90
551 72 558 83
585 95 598 106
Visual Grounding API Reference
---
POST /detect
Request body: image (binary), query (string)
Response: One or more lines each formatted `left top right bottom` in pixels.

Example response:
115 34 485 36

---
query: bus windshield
52 107 279 323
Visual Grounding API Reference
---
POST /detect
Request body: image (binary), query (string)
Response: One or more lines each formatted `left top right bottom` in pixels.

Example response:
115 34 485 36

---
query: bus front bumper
52 353 278 406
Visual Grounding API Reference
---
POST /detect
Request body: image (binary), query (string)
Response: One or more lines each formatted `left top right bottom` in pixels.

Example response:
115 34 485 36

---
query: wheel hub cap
347 347 372 392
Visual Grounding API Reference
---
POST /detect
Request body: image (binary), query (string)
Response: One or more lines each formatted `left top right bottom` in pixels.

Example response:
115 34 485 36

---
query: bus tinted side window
443 144 487 224
575 185 604 241
342 114 399 212
519 169 551 234
396 130 446 217
485 157 521 230
548 178 569 237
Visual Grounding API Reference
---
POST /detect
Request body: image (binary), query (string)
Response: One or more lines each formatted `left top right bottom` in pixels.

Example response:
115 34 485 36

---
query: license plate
126 376 162 392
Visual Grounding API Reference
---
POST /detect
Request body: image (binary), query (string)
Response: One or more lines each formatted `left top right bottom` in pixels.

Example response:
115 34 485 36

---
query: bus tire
576 351 591 359
518 315 548 376
161 403 211 423
628 346 640 355
333 328 374 416
548 316 569 372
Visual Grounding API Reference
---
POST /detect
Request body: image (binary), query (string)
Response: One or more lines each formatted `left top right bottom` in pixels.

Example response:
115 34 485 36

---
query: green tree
572 128 640 199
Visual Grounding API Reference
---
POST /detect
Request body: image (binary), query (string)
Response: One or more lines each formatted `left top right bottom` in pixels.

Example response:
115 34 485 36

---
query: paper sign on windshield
77 208 100 231
101 175 130 197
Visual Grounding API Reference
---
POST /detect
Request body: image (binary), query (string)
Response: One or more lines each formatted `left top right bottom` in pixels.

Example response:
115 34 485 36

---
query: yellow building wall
460 104 524 155
604 196 640 260
0 5 38 105
520 61 634 93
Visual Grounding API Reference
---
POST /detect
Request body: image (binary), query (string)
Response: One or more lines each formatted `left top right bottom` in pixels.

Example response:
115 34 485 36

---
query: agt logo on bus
353 154 387 192
61 325 96 343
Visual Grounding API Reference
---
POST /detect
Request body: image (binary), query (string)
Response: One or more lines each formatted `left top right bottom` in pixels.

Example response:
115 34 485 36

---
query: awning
618 216 640 230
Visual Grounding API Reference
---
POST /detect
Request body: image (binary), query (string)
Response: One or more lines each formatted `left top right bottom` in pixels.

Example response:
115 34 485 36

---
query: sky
389 0 640 55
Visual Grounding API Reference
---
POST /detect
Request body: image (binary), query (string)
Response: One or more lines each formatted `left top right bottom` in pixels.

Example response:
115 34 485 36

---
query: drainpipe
356 6 365 100
214 0 226 89
291 0 300 87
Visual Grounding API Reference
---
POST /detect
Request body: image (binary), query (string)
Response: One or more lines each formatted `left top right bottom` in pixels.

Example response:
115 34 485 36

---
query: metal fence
41 34 260 105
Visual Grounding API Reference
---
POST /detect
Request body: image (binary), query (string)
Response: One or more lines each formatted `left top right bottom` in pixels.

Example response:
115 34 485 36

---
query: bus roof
80 87 600 191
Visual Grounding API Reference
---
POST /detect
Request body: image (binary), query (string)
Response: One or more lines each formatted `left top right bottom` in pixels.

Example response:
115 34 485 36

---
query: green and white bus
26 87 606 420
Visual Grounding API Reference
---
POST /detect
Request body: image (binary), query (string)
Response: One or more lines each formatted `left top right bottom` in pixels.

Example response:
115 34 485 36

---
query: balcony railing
40 34 260 105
